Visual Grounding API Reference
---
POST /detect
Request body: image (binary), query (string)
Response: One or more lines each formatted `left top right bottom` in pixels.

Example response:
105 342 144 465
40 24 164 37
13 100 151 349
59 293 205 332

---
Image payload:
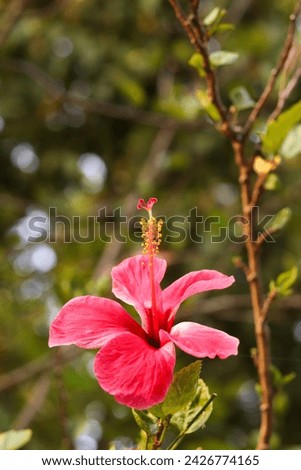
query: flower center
138 198 163 343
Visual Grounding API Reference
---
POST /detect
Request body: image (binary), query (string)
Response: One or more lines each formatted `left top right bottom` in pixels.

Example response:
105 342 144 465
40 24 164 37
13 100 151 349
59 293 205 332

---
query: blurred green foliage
0 0 301 450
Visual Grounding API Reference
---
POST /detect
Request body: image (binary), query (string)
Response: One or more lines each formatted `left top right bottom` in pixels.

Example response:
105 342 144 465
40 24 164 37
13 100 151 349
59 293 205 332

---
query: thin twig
0 347 79 392
187 294 301 322
261 290 277 322
13 374 51 430
243 0 301 137
2 58 205 131
152 417 171 450
0 0 31 48
168 0 281 448
167 393 217 450
168 0 234 138
268 67 301 122
250 174 268 207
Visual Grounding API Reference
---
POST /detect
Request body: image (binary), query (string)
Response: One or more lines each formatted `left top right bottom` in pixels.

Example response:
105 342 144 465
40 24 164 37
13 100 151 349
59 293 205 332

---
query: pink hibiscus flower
49 198 239 410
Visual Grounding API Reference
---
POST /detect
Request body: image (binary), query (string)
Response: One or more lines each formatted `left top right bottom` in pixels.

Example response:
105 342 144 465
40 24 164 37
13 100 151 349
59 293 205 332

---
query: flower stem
167 393 217 450
152 416 171 450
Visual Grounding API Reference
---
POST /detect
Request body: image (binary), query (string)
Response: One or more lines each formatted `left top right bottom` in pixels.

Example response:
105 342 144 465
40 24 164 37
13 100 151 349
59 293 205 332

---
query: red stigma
137 197 158 212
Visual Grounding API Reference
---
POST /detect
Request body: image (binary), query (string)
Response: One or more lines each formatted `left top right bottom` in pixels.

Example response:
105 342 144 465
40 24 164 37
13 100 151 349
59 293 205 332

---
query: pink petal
163 270 235 326
49 296 144 349
112 255 166 332
161 321 239 359
94 332 176 409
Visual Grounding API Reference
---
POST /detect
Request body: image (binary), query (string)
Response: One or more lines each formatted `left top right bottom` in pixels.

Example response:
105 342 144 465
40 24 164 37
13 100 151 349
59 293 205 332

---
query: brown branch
13 374 51 430
261 290 277 322
0 0 31 48
0 347 79 392
187 294 301 322
250 173 268 207
268 67 301 122
243 0 301 137
2 58 205 131
168 0 234 139
188 0 199 10
169 0 281 449
232 141 273 450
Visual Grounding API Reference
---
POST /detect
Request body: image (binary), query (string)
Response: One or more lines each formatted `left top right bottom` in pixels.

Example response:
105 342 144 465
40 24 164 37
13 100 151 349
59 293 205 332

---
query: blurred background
0 0 301 450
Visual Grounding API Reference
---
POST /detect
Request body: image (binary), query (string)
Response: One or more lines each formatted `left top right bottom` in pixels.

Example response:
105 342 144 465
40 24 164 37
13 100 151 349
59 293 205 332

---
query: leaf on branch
262 100 301 154
203 8 233 37
132 409 158 436
0 429 32 450
214 23 235 33
189 53 206 77
270 364 296 388
269 265 298 297
196 90 221 122
280 124 301 159
170 379 213 434
266 207 292 233
204 7 226 26
116 76 147 106
229 86 255 111
150 361 202 418
264 173 281 191
209 51 239 67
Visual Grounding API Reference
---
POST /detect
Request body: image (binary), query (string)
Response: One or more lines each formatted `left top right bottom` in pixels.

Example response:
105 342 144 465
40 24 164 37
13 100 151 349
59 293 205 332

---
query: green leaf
229 86 255 111
262 100 301 154
282 372 297 385
264 173 281 191
189 53 205 77
270 364 283 387
269 279 276 292
132 409 158 436
214 23 235 33
0 429 32 450
274 391 289 415
267 207 292 232
196 90 221 122
280 124 301 159
276 266 298 291
209 51 239 67
117 77 147 106
270 266 298 297
270 365 296 388
170 379 213 434
150 361 202 417
204 7 226 26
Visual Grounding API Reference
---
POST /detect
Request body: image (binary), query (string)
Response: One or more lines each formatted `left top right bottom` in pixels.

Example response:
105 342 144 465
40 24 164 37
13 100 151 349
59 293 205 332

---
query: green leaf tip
270 265 298 297
267 207 292 233
0 429 32 450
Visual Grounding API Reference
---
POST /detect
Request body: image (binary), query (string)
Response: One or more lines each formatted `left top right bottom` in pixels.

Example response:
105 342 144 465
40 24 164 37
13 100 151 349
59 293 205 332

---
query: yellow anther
140 217 163 256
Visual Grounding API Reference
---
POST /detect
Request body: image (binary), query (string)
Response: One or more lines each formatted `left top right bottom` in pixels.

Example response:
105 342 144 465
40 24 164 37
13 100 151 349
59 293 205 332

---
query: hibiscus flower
49 198 239 409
